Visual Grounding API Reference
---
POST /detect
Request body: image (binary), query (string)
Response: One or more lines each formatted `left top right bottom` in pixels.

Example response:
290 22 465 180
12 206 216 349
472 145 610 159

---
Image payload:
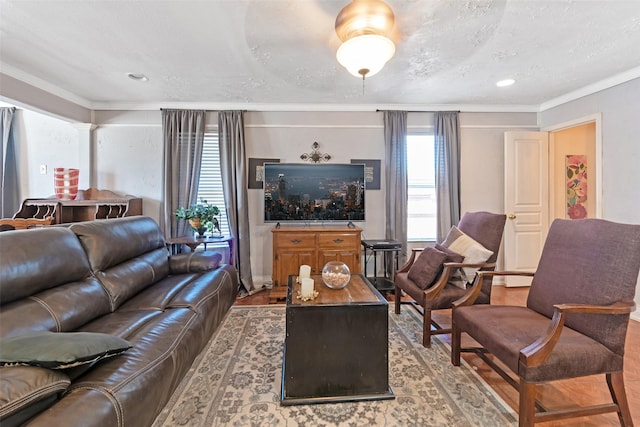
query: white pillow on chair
441 226 494 285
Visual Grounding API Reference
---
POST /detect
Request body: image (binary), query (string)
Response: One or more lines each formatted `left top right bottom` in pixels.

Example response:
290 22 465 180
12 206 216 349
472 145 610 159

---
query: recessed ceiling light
127 73 148 82
496 78 515 87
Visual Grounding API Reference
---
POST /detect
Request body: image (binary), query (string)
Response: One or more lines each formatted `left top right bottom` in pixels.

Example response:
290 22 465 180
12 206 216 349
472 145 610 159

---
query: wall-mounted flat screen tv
264 163 365 222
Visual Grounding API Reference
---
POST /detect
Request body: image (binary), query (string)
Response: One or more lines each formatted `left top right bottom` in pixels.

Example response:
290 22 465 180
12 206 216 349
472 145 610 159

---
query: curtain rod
160 108 463 113
375 109 461 113
160 108 249 112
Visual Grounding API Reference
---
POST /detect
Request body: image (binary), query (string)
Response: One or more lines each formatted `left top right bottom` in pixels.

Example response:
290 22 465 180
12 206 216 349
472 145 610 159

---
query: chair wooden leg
394 286 401 314
519 381 536 427
422 307 432 348
607 371 634 426
451 320 461 366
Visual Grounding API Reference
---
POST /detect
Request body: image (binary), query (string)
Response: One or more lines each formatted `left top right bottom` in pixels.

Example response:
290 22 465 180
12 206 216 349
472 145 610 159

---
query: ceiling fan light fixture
336 34 395 78
335 0 396 79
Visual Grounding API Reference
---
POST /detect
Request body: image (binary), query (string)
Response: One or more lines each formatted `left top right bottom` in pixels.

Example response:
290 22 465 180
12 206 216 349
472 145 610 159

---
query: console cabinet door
318 232 361 274
318 250 359 272
275 250 316 287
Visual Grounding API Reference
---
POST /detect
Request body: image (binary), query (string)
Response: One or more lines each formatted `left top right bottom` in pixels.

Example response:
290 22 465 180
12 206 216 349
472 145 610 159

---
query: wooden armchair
451 218 640 426
394 211 506 347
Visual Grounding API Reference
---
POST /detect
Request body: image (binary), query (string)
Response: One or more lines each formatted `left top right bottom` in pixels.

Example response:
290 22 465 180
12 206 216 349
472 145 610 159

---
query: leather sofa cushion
0 228 91 305
119 265 237 314
71 217 172 311
95 248 170 311
70 217 166 272
169 251 222 274
0 277 111 338
0 366 70 423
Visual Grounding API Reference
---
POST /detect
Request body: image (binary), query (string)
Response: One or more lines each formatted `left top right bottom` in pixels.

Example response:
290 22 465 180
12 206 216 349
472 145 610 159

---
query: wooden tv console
270 226 362 303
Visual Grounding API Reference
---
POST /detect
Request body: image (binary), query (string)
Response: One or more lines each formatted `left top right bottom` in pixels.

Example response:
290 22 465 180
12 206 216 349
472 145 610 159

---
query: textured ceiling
1 0 640 111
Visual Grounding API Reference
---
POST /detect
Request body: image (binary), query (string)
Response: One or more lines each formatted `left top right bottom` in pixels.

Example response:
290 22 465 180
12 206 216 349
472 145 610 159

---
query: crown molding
539 66 640 112
91 101 539 113
1 64 93 109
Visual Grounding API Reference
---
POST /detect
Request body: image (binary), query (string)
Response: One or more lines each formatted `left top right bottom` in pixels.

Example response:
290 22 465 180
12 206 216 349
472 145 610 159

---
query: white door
503 132 549 287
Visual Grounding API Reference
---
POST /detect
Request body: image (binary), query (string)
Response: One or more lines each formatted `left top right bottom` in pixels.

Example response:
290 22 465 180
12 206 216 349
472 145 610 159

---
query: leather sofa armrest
0 366 70 423
169 251 222 274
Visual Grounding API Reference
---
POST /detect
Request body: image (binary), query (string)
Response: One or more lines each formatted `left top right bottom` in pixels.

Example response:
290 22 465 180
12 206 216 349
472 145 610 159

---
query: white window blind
196 133 229 236
407 134 437 241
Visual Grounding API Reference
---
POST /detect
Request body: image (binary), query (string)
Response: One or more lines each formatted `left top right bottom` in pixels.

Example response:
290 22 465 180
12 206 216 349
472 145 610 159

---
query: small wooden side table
166 235 234 263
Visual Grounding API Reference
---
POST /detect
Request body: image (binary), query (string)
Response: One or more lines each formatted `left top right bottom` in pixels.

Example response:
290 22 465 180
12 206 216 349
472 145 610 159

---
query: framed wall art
350 159 381 190
566 154 587 219
248 158 279 189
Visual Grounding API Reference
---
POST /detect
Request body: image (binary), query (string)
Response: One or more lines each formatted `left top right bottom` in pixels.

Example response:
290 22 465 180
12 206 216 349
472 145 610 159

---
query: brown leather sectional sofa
0 216 239 426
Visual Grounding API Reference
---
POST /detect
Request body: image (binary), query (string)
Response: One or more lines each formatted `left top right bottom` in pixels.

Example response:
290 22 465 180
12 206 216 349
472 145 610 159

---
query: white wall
95 125 163 221
7 107 537 286
10 108 80 202
539 77 640 320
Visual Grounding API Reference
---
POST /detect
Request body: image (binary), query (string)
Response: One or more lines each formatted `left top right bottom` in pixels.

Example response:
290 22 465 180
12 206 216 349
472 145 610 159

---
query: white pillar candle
301 278 314 298
299 265 311 280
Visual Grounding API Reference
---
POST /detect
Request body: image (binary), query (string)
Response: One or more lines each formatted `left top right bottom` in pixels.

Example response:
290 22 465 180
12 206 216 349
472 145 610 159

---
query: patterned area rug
153 305 516 426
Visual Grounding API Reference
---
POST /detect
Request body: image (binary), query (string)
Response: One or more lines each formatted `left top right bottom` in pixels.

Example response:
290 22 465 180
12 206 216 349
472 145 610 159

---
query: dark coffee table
280 274 394 405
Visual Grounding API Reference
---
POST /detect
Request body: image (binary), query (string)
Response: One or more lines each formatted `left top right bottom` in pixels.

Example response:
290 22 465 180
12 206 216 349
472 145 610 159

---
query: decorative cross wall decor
300 141 331 163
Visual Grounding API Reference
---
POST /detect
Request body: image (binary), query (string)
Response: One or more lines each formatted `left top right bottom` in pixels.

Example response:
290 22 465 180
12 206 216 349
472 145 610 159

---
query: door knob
508 213 516 220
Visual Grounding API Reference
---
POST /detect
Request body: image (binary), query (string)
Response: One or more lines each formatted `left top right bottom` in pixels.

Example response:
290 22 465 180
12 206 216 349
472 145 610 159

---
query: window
196 133 229 236
407 134 436 241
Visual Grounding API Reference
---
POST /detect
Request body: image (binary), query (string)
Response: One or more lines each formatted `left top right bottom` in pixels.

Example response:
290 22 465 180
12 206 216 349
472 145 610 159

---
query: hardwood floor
235 285 639 426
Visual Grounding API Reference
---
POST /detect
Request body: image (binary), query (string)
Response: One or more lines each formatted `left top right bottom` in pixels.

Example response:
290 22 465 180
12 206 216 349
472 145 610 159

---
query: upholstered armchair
451 218 640 426
394 211 506 347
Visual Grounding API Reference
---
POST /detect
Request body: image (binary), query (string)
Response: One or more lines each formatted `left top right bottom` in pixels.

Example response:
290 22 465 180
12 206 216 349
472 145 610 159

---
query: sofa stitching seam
190 269 229 311
68 385 123 427
105 311 199 393
28 296 61 332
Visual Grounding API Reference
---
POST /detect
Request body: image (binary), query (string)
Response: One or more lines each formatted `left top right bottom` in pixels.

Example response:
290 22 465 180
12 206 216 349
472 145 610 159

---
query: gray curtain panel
383 111 408 270
1 107 20 218
161 109 206 238
434 111 461 242
218 111 255 295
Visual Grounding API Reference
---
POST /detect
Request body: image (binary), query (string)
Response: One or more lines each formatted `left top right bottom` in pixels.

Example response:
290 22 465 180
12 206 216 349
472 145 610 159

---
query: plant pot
188 218 202 230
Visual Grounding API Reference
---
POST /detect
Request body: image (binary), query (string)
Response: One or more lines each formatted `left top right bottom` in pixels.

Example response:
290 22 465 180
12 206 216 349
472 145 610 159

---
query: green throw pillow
0 332 132 369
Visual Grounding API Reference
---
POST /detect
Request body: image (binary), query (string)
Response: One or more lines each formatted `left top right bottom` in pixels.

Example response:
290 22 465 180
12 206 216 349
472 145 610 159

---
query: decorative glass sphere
322 261 351 289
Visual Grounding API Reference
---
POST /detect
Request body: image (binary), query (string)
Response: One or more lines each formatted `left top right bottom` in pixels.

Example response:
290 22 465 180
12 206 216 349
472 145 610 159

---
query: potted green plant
175 199 221 237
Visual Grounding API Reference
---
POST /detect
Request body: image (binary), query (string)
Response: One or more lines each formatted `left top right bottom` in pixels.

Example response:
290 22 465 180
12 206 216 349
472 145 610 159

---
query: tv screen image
264 163 365 222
